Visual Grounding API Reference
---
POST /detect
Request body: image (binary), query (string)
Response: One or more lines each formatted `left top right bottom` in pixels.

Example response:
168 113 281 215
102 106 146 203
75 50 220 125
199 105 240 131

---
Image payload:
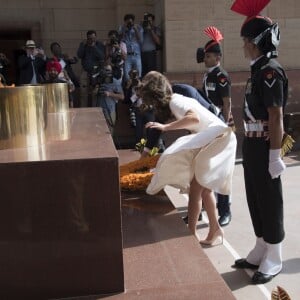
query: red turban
46 60 62 73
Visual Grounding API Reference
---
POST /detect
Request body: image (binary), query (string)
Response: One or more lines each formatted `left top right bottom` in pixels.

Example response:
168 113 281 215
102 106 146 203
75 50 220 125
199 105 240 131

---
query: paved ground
166 150 300 300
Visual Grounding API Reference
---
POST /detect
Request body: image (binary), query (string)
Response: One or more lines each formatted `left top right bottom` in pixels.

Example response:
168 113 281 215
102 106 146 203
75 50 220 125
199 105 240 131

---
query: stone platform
107 150 235 300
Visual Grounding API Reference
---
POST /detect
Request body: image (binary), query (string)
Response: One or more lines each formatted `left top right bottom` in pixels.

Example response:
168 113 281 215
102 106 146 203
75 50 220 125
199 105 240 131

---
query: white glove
269 149 286 179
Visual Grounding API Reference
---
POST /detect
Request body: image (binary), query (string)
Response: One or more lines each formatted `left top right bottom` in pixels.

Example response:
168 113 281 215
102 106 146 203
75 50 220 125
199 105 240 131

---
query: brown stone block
0 108 124 299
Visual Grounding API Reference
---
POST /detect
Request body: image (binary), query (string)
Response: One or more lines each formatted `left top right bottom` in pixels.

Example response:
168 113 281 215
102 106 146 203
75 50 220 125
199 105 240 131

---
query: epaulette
216 70 229 78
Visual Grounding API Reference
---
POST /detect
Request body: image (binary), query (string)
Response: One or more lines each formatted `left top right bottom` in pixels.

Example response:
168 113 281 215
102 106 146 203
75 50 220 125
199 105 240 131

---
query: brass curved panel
46 111 71 141
44 83 69 113
0 85 47 150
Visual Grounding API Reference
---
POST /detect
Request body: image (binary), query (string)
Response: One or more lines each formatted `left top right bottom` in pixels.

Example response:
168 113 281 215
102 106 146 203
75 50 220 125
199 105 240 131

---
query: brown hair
139 71 173 122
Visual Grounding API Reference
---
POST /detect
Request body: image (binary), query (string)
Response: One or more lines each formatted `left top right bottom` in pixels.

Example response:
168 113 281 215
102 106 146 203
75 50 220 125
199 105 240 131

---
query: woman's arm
145 110 199 132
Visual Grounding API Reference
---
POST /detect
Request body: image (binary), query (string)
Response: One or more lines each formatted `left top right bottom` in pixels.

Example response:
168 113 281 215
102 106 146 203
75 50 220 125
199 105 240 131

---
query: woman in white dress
138 71 237 245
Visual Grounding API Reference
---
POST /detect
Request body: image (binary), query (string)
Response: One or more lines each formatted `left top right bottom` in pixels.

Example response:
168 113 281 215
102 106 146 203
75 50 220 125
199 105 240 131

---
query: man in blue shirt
141 13 161 77
119 14 143 83
95 65 124 133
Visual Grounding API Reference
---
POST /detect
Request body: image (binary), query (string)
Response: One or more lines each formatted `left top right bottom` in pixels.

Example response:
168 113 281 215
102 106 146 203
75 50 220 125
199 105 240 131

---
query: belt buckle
244 121 264 132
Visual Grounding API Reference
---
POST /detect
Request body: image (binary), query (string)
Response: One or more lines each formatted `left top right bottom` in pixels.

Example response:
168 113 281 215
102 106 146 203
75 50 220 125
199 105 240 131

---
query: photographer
17 40 47 85
141 13 161 76
104 30 127 83
124 68 141 129
125 68 164 152
118 14 143 83
50 42 80 107
95 64 124 133
77 30 105 106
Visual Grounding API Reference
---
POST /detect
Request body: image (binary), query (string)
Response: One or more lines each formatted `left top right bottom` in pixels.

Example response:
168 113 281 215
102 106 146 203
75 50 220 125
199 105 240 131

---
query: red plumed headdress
231 0 273 38
230 0 280 58
204 26 223 43
203 26 223 53
231 0 270 17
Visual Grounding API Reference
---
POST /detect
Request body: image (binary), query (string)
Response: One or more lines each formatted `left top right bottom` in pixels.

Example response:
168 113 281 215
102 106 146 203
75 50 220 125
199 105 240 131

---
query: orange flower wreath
120 155 160 191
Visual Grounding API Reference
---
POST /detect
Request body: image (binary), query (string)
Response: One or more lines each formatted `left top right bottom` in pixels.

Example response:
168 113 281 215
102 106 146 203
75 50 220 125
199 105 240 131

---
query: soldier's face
204 52 219 68
243 37 256 59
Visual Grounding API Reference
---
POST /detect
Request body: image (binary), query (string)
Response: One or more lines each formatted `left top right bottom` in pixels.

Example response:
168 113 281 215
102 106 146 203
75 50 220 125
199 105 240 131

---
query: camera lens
129 108 136 127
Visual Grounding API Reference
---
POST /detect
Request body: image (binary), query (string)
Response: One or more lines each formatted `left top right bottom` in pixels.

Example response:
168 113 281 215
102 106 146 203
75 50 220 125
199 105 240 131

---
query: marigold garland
120 155 160 191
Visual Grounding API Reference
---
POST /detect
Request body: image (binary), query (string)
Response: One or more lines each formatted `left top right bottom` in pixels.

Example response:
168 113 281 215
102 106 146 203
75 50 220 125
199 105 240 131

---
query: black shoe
251 271 278 284
218 212 232 227
182 213 202 224
233 258 259 269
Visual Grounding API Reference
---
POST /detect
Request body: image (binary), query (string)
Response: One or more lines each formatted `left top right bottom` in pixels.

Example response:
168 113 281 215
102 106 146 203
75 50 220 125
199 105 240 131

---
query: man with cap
196 26 234 227
231 0 288 284
17 40 46 85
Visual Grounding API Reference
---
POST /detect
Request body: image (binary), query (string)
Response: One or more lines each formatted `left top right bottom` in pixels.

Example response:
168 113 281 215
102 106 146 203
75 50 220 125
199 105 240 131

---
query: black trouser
141 50 157 77
135 108 155 143
87 74 94 107
217 194 230 216
242 137 285 244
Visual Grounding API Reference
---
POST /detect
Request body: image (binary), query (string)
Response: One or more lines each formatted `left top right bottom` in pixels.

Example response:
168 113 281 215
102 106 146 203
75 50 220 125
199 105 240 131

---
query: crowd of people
0 11 161 113
0 39 79 107
0 1 289 287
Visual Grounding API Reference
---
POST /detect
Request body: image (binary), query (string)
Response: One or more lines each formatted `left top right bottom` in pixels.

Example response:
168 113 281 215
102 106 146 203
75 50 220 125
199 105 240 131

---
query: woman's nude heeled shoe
200 228 224 246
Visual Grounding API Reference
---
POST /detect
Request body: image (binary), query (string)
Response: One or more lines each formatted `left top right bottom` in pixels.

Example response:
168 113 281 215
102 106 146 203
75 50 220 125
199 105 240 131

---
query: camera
129 69 139 79
127 20 134 29
129 69 140 87
91 62 113 87
110 48 122 66
110 36 119 46
129 107 136 127
64 55 78 64
142 13 151 29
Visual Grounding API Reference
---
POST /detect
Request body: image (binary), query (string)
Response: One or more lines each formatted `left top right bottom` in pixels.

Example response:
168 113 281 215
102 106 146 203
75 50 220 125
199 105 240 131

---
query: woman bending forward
138 71 237 245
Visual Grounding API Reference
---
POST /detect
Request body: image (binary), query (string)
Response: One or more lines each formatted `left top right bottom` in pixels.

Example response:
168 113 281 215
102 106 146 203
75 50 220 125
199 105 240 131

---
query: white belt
244 122 264 132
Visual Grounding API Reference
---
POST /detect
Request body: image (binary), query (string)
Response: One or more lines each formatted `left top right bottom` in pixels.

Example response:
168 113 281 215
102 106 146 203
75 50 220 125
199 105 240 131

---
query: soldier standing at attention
196 26 234 227
231 0 288 284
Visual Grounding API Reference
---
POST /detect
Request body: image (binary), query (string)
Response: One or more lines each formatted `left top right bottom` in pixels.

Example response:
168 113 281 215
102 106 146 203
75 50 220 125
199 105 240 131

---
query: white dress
146 93 237 195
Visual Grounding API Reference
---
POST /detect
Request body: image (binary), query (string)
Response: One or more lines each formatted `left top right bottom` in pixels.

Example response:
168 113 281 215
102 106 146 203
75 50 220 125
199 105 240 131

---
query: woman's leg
188 177 203 240
202 188 222 240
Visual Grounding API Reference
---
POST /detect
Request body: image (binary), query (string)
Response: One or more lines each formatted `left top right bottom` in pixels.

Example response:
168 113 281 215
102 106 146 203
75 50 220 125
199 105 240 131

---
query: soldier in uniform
231 0 288 284
196 26 234 226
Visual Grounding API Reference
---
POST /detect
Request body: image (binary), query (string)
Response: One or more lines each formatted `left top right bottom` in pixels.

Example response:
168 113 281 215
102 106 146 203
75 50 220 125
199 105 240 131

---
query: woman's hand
145 121 165 131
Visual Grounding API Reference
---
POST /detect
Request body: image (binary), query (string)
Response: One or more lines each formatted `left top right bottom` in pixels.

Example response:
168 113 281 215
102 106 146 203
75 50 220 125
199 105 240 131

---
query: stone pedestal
0 108 124 299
